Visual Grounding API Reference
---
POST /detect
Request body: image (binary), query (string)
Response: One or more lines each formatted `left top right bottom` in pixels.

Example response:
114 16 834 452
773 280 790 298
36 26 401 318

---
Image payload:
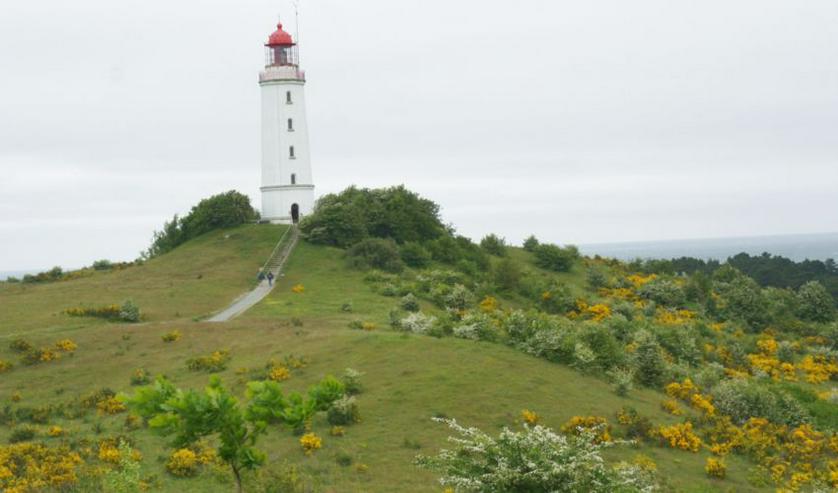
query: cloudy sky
1 0 837 271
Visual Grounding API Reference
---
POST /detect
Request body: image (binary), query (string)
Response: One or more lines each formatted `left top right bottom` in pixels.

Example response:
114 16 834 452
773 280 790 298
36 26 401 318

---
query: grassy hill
1 224 802 492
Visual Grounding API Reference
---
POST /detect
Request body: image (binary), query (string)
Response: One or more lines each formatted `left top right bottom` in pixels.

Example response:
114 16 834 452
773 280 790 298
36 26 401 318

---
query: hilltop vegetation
0 186 836 492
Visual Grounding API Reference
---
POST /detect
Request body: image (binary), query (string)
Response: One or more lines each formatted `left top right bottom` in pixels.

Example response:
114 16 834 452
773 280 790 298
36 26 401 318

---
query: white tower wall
259 67 314 223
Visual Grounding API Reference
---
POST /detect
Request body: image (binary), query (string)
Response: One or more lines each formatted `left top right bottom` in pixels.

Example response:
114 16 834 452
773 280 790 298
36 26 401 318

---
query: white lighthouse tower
259 22 314 224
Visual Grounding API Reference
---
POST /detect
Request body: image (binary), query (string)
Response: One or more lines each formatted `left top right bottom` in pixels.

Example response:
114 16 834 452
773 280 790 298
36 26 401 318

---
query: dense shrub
327 396 361 425
417 418 657 492
92 259 113 271
638 279 686 307
523 235 540 252
711 379 810 426
533 244 579 272
480 234 507 256
300 186 446 247
631 331 668 387
346 238 404 273
400 242 431 268
400 293 420 312
714 275 770 330
21 266 64 284
186 350 231 373
493 258 522 292
796 281 836 322
145 190 258 258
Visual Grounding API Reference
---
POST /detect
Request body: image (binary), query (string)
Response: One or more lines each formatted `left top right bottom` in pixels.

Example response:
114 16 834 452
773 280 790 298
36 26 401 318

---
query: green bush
400 293 420 312
119 299 141 322
493 258 522 292
523 235 540 252
346 238 404 273
300 186 446 247
638 279 686 307
631 331 667 387
796 281 836 322
533 244 579 272
327 396 361 425
342 368 364 395
9 426 36 443
186 350 231 373
92 259 113 271
308 376 346 411
400 242 431 268
479 234 507 257
711 379 810 426
417 418 658 492
145 190 258 258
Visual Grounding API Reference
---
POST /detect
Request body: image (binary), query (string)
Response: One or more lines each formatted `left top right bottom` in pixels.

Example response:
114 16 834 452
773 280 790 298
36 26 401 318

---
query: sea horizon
579 231 838 262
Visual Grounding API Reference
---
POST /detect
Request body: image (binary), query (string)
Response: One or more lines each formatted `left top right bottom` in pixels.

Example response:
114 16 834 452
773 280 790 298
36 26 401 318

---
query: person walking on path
267 272 275 286
257 271 266 283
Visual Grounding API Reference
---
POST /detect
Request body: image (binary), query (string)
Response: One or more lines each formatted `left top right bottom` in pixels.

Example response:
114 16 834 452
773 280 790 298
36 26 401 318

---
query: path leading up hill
207 225 299 322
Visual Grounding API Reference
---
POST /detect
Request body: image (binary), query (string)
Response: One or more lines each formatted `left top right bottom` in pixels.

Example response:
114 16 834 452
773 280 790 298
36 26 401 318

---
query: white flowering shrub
417 418 657 493
453 313 497 342
398 312 437 335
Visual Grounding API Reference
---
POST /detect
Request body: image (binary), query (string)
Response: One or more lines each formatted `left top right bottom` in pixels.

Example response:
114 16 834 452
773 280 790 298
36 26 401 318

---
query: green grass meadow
0 225 768 492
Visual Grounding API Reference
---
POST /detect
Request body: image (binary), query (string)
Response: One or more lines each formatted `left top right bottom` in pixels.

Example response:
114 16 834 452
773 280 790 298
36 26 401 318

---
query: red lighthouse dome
266 23 295 46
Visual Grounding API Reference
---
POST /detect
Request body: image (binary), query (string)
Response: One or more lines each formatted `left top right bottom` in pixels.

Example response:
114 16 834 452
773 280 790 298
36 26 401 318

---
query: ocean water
579 232 838 262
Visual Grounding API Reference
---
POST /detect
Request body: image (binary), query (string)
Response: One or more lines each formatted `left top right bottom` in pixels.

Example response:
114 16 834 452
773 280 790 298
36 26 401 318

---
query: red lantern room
265 23 299 67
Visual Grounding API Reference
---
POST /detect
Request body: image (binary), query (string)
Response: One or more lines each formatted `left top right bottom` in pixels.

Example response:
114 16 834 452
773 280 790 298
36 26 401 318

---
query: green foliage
480 234 507 257
119 299 141 323
609 367 635 397
400 293 420 312
308 376 347 411
399 242 431 268
102 440 142 493
186 350 231 373
21 266 64 284
300 186 446 248
586 267 608 290
494 257 522 292
711 379 810 427
146 191 258 258
346 238 404 273
796 281 836 322
124 376 268 493
631 331 668 387
533 243 579 272
523 235 540 252
714 274 770 330
638 279 686 307
327 396 361 425
92 259 114 271
417 418 657 492
9 426 36 443
342 368 364 395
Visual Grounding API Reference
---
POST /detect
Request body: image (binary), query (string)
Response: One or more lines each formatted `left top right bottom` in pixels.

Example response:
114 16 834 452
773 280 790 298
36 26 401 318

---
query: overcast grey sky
1 0 837 271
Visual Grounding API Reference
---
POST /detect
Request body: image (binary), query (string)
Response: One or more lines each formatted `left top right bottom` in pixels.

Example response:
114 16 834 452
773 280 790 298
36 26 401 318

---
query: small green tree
494 257 522 292
533 244 579 272
523 235 540 252
796 281 836 322
480 234 507 257
400 242 432 268
123 376 270 493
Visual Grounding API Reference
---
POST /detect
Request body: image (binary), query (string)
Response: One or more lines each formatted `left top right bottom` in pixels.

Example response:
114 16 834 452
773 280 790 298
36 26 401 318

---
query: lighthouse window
291 173 296 184
286 91 292 104
288 118 294 131
289 146 295 158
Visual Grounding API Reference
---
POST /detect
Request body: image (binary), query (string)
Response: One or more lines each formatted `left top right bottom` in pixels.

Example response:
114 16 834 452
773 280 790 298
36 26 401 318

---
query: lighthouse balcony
260 66 306 83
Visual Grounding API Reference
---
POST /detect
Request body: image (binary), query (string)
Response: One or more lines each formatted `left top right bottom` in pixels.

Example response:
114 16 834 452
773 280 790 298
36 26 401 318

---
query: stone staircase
261 225 299 276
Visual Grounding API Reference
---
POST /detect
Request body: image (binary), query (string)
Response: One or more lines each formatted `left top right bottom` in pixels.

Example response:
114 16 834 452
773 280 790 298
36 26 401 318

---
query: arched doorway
291 203 300 224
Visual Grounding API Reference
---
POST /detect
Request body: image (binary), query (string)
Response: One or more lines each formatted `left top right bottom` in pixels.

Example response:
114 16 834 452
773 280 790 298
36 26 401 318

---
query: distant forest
631 252 838 306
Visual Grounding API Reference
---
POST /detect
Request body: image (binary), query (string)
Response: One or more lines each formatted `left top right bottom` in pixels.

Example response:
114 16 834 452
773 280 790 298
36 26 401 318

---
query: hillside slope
1 224 830 492
0 224 285 335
